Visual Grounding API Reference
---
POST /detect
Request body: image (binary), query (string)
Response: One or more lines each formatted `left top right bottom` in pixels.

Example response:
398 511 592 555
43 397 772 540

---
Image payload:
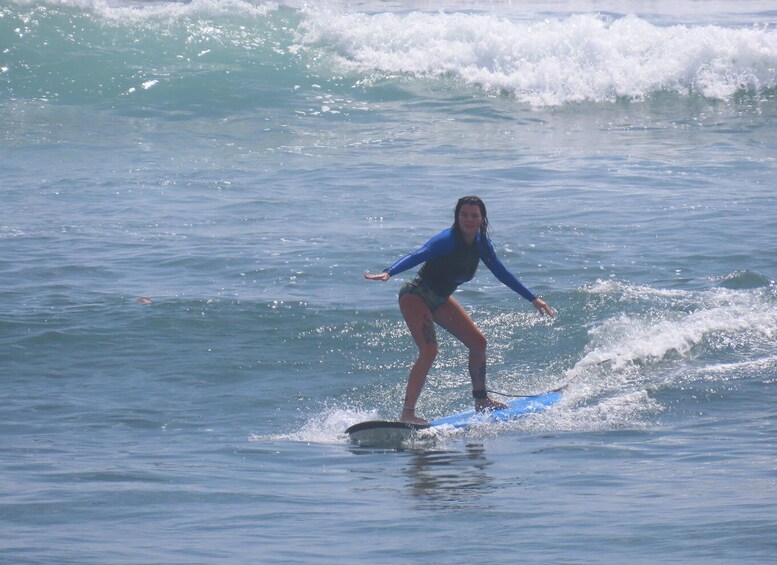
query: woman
365 196 554 425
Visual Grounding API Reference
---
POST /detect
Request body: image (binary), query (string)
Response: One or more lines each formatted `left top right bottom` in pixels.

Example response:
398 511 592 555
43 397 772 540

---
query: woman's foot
400 406 429 426
475 397 509 412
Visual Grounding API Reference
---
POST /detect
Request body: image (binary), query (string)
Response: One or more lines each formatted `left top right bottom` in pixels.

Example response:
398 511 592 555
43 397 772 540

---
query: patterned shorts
398 276 449 312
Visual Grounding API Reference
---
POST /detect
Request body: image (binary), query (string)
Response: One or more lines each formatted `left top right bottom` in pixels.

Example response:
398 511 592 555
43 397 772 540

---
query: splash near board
345 390 562 446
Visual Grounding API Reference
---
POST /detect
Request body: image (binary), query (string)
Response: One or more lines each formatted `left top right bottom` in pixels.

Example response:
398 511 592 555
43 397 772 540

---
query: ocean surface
2 0 777 562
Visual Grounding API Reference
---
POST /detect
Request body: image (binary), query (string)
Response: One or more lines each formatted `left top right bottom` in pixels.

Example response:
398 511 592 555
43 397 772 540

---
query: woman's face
458 204 483 239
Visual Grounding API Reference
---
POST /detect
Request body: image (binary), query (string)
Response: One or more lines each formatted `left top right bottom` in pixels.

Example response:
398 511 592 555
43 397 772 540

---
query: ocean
1 0 776 562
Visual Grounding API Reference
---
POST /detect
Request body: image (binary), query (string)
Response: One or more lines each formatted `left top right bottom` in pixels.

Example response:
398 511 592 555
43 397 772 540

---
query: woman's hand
532 297 554 317
364 272 391 282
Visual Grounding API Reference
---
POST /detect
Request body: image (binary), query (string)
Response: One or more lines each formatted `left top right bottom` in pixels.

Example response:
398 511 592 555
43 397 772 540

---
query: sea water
1 0 776 563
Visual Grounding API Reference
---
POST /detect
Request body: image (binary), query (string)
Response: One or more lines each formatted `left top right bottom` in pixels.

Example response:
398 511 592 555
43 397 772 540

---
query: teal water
2 1 777 563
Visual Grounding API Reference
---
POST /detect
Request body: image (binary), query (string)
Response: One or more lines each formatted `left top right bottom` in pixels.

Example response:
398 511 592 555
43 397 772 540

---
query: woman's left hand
532 297 554 317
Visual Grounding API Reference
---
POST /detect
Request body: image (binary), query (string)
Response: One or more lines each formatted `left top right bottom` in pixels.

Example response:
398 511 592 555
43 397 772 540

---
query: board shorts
398 276 450 312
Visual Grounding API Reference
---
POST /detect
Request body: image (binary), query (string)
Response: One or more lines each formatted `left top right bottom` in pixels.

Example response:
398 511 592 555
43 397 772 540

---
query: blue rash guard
383 228 537 302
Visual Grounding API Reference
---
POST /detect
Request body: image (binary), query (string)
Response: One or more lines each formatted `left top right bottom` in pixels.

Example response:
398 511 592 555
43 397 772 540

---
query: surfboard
345 390 563 446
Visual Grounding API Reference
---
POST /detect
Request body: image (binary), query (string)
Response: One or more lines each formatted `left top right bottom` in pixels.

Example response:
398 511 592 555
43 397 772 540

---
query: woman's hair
453 195 489 238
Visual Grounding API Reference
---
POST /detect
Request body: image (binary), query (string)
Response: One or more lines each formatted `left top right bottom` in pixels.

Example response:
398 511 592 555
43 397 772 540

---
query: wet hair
453 195 489 238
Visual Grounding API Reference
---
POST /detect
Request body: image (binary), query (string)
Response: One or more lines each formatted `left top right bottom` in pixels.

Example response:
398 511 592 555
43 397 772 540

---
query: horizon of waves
2 1 776 108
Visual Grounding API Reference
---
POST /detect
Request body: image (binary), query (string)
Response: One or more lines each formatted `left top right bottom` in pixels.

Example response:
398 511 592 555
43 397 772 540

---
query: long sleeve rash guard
383 228 537 302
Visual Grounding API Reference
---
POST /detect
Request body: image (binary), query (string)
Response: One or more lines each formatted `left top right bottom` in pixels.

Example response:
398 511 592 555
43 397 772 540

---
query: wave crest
301 10 777 106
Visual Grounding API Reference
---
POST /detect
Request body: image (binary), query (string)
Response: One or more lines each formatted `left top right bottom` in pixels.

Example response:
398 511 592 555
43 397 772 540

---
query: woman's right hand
364 272 391 281
532 297 555 317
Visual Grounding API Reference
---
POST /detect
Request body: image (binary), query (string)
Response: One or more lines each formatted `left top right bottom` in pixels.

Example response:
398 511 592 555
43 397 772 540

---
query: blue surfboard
429 390 562 428
345 390 562 446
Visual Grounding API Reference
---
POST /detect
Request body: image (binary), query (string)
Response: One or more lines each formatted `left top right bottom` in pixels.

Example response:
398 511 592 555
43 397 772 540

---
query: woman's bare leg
398 294 438 424
433 297 508 411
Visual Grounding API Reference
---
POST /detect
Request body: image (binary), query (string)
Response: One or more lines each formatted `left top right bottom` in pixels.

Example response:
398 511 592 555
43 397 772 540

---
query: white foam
580 285 777 370
252 406 380 444
533 281 777 430
300 10 777 106
688 354 777 378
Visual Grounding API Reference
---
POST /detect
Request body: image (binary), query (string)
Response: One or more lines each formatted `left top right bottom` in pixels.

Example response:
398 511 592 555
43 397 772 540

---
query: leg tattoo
472 360 486 392
422 319 437 346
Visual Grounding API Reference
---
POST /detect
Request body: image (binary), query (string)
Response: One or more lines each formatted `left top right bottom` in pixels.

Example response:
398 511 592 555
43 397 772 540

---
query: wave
301 9 777 105
576 278 777 368
3 1 776 108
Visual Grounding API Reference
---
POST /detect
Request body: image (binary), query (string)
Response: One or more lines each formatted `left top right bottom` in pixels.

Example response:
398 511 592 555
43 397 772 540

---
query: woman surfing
365 196 554 425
